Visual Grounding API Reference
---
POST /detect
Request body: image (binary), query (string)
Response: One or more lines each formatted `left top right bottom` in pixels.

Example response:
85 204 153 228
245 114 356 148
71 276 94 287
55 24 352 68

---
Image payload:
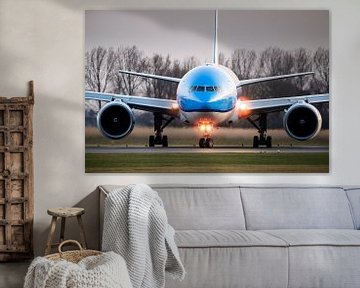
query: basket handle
58 240 83 255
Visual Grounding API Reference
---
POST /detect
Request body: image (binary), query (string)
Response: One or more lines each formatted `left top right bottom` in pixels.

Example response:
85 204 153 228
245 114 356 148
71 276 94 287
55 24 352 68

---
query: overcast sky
85 10 329 63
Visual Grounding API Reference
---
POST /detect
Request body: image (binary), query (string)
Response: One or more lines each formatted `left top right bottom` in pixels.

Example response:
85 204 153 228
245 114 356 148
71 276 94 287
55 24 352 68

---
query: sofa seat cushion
262 229 360 246
261 230 360 288
175 230 288 248
168 231 289 288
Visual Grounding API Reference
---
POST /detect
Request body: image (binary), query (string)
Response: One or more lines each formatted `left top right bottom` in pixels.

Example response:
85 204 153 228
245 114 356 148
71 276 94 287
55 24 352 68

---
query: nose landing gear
199 137 214 148
198 121 214 148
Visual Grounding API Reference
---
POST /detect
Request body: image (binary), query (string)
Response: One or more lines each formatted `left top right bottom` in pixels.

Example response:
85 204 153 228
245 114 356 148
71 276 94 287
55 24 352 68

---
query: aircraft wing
238 93 329 117
237 72 314 88
119 70 181 83
120 70 313 87
85 91 179 117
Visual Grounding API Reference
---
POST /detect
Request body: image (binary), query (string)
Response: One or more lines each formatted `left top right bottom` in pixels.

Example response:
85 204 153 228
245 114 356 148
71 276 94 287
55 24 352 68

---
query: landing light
171 103 179 110
199 123 213 133
236 98 252 118
236 100 248 111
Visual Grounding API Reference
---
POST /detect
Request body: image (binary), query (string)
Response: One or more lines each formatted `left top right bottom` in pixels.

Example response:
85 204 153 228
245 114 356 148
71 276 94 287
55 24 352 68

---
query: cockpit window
190 86 220 92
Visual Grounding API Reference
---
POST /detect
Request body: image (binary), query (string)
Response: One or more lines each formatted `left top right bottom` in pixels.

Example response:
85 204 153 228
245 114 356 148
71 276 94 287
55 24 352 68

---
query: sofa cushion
175 230 287 248
287 246 360 288
262 229 360 246
154 186 246 230
241 187 355 230
166 246 288 288
100 185 246 230
261 230 360 288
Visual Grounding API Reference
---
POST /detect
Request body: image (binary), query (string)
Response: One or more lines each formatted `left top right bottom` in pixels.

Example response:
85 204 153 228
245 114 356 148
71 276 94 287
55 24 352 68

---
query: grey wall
0 0 359 256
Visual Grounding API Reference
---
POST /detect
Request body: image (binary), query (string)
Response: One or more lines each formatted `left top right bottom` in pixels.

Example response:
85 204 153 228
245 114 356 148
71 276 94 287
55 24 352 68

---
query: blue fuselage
176 64 239 125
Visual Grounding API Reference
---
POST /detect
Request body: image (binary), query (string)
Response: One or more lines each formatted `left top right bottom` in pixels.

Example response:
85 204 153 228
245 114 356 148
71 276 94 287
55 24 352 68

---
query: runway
86 146 329 154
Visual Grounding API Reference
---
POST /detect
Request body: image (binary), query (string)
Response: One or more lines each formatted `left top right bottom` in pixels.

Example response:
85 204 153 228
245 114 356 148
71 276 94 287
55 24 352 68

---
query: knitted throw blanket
102 184 185 288
24 251 132 288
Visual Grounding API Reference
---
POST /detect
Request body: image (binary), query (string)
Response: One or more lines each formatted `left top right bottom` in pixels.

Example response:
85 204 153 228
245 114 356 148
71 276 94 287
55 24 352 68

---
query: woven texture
23 251 132 288
45 240 101 263
102 184 185 288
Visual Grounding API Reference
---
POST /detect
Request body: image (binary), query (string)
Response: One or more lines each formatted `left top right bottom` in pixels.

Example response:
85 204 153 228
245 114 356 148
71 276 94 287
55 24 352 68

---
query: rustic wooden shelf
0 81 34 261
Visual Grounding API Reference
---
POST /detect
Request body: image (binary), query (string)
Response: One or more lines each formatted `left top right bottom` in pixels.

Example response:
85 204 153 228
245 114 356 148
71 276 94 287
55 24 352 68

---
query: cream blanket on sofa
102 184 185 288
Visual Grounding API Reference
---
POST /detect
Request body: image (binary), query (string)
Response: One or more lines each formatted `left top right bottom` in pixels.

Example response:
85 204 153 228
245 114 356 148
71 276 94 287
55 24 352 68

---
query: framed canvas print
85 10 329 173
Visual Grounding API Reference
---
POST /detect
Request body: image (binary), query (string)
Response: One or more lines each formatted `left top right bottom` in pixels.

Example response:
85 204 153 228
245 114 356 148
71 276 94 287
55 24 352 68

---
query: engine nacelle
283 102 322 141
97 101 135 139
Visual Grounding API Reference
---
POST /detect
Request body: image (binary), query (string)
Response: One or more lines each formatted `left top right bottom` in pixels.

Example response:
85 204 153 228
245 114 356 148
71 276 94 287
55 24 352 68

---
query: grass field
85 152 329 173
85 126 329 147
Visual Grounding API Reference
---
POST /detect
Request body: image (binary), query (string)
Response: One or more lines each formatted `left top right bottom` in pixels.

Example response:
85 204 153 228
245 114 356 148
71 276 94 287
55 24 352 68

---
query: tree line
85 45 329 128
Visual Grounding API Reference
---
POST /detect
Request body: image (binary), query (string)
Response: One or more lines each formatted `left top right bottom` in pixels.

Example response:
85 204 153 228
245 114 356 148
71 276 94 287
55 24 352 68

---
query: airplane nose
179 96 236 112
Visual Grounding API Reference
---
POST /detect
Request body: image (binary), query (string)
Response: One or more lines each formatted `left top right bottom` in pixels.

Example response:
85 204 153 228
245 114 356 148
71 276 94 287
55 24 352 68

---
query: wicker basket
45 240 102 263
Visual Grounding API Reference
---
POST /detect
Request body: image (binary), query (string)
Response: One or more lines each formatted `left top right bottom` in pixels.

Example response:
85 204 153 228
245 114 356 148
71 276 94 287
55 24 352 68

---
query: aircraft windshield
190 86 220 92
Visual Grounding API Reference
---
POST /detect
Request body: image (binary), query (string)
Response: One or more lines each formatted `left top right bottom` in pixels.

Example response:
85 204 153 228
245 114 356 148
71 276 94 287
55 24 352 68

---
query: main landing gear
247 113 272 148
148 112 174 147
198 121 214 148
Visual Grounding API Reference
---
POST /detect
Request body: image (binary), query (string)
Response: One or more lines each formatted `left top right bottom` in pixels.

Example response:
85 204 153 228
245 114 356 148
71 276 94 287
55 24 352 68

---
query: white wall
0 0 359 256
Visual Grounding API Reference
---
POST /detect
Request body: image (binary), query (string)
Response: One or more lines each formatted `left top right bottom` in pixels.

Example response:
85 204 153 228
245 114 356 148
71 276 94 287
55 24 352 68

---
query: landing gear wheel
266 136 272 148
253 136 259 148
150 112 174 148
162 135 168 147
149 135 155 147
248 113 274 148
199 138 206 148
205 138 214 148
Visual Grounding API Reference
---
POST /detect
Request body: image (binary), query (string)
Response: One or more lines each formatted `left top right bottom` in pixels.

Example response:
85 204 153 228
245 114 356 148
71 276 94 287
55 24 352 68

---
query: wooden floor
0 261 30 288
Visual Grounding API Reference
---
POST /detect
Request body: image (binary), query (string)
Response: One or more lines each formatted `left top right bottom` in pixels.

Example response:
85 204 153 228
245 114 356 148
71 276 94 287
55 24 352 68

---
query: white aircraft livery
85 11 329 148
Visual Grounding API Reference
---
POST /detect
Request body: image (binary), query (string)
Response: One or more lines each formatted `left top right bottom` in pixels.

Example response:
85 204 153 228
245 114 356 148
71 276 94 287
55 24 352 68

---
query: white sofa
99 185 360 288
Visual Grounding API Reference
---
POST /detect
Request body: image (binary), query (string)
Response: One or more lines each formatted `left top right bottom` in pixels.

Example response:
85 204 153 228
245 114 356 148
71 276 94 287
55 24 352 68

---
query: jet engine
97 101 135 139
283 102 322 141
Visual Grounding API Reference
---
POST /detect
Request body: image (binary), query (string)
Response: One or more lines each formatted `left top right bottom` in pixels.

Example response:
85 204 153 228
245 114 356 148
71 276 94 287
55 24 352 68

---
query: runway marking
85 146 328 154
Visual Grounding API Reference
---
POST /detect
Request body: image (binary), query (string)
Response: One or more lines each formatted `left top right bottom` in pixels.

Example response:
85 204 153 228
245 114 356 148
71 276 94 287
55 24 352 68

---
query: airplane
85 11 329 149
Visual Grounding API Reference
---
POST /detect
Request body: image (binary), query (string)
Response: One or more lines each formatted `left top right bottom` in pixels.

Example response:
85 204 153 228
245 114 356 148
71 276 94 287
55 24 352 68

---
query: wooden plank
0 96 33 104
0 244 27 251
0 219 26 225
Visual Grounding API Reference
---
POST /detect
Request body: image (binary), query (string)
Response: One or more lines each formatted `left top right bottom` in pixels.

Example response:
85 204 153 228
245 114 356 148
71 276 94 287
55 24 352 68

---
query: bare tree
311 47 329 128
258 47 295 76
85 46 115 92
112 45 148 95
145 54 172 99
312 47 329 93
181 56 200 74
85 46 116 108
254 47 298 99
291 48 313 93
166 59 182 100
228 49 257 97
218 52 228 66
230 49 257 80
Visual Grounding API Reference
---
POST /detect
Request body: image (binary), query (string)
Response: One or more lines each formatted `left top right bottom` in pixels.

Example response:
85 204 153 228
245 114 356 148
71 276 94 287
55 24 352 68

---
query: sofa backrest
240 187 355 230
153 185 246 230
100 185 358 232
